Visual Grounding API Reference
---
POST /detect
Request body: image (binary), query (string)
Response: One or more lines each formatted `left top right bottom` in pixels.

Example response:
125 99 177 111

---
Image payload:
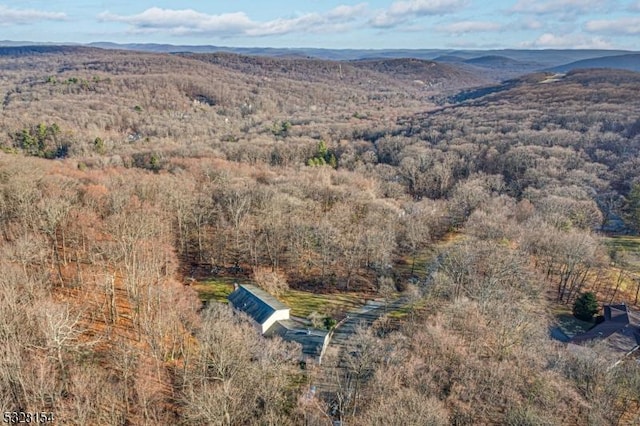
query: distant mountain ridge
463 55 537 68
0 45 97 56
83 43 640 78
84 42 634 64
548 54 640 73
1 41 639 81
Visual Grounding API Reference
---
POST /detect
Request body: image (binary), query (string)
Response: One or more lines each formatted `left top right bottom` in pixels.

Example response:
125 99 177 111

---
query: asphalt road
313 296 410 396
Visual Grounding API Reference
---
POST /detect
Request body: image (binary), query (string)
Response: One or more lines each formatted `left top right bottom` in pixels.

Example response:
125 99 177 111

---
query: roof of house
265 319 330 359
570 304 640 355
228 284 289 325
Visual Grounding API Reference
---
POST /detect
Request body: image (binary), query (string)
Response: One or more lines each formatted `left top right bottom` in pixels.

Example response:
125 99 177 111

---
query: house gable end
228 284 290 326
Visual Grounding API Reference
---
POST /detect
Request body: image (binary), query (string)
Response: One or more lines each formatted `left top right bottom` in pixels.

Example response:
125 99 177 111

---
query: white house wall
261 308 291 334
318 333 330 365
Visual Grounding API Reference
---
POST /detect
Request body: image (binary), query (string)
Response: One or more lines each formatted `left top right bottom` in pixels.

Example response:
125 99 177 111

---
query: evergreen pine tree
573 292 599 321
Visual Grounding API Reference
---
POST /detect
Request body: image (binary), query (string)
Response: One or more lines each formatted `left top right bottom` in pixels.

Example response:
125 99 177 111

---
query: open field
280 289 365 319
194 231 465 320
606 235 640 273
192 277 237 303
195 277 366 319
386 298 427 319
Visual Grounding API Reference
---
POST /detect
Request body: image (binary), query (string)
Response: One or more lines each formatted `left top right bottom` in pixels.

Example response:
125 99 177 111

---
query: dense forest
1 46 640 425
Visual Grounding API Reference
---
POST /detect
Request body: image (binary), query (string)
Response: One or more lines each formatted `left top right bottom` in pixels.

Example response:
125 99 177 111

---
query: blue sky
1 1 639 49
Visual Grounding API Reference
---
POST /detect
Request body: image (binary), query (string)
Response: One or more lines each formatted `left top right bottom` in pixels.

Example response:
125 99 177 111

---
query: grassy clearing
279 290 364 318
540 73 565 84
194 232 467 320
387 299 427 319
193 277 365 318
395 249 435 278
605 235 640 273
606 235 640 252
604 236 640 300
192 277 237 303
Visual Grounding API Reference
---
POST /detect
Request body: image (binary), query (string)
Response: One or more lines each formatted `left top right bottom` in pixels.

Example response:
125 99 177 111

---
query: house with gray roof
228 284 291 334
570 304 640 362
228 284 330 364
265 320 330 365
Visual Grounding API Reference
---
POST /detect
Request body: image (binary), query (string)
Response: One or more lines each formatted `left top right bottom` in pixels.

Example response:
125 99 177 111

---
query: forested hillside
1 47 639 425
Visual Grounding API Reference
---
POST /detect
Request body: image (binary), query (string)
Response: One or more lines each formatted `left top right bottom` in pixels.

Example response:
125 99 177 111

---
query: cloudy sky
2 1 639 49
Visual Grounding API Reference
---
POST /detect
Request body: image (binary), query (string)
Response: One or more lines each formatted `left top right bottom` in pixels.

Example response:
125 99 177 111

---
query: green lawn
387 299 427 319
605 235 640 273
194 232 465 320
279 290 364 318
395 249 435 278
193 278 365 319
192 277 236 303
606 235 640 252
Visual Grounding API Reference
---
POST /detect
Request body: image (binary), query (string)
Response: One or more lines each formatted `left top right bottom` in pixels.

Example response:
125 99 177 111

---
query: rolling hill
549 53 640 73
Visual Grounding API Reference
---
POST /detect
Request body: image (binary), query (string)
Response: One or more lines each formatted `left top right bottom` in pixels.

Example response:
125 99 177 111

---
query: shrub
306 140 337 168
323 317 337 330
94 137 106 155
14 123 66 158
271 120 291 138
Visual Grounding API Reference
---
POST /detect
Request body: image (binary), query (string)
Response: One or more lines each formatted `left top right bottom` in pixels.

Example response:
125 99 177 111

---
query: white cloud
520 19 544 30
98 8 254 35
387 0 469 15
629 1 640 11
327 4 369 20
370 0 469 28
0 5 67 25
523 32 613 49
98 4 368 37
249 4 369 36
436 21 502 34
585 17 640 35
510 0 614 17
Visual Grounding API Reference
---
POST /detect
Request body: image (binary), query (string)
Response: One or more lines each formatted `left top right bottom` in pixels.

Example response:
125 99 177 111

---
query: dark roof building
228 284 290 334
265 320 330 364
228 284 330 364
570 304 640 359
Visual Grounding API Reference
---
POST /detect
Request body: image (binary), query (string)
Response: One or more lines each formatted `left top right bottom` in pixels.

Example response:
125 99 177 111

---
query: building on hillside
227 284 291 334
228 283 330 365
569 304 640 364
